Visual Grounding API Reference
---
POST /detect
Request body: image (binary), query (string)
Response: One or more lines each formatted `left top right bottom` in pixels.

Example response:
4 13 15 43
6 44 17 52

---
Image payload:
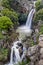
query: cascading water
8 41 26 65
6 8 35 65
8 41 21 65
16 8 35 40
17 9 35 31
26 9 35 29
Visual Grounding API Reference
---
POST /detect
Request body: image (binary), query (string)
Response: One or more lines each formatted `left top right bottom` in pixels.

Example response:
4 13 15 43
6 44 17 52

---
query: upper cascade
26 9 35 29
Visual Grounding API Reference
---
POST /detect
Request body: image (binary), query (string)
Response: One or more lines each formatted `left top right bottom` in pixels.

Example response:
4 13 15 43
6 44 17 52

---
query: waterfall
9 9 35 65
10 47 14 65
6 8 35 65
26 9 35 29
16 9 35 40
8 41 22 65
8 41 26 65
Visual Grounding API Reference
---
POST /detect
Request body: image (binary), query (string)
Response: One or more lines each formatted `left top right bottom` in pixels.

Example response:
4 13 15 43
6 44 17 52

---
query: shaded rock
0 40 4 48
40 48 43 59
0 62 4 65
27 45 39 56
30 61 34 65
2 30 7 35
39 35 43 47
38 60 43 65
30 54 39 62
35 29 39 34
35 61 39 65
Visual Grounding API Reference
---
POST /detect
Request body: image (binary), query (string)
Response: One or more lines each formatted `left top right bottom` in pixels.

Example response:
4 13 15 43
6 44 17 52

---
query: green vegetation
0 0 27 64
0 31 5 39
34 0 43 35
1 0 43 64
39 24 43 34
19 13 27 25
19 58 30 65
34 8 43 24
35 0 43 11
0 48 8 62
0 16 13 31
1 8 19 25
2 0 22 12
2 0 12 9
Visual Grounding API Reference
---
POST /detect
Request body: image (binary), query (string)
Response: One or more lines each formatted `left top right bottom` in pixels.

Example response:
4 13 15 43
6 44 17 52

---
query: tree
0 16 13 31
1 8 19 27
1 8 19 22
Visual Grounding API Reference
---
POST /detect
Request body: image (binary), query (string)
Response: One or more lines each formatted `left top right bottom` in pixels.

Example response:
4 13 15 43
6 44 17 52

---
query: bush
0 16 13 31
2 0 11 9
39 24 43 34
2 0 22 13
1 8 19 24
0 48 8 62
33 9 43 24
35 0 43 11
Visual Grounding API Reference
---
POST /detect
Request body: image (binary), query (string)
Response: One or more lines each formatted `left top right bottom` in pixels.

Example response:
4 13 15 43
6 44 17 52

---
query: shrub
35 0 43 11
33 9 43 24
2 0 22 12
1 8 19 24
0 48 8 62
0 16 13 31
2 0 10 9
39 24 43 34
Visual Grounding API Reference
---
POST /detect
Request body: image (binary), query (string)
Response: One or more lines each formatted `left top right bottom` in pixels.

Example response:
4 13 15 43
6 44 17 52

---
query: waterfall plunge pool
16 9 35 40
16 26 32 40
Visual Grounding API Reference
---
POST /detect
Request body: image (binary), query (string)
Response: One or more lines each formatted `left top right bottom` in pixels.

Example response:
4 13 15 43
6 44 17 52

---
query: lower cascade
6 8 35 65
7 41 26 65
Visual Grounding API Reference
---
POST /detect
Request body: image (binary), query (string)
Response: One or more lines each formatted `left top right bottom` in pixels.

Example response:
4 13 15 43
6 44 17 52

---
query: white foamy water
7 41 26 65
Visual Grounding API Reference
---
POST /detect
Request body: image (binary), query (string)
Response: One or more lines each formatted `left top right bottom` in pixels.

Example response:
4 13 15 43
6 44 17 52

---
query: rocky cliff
16 0 34 11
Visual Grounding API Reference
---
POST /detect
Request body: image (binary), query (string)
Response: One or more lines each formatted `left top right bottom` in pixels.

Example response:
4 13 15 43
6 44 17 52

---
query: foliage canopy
0 16 13 31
